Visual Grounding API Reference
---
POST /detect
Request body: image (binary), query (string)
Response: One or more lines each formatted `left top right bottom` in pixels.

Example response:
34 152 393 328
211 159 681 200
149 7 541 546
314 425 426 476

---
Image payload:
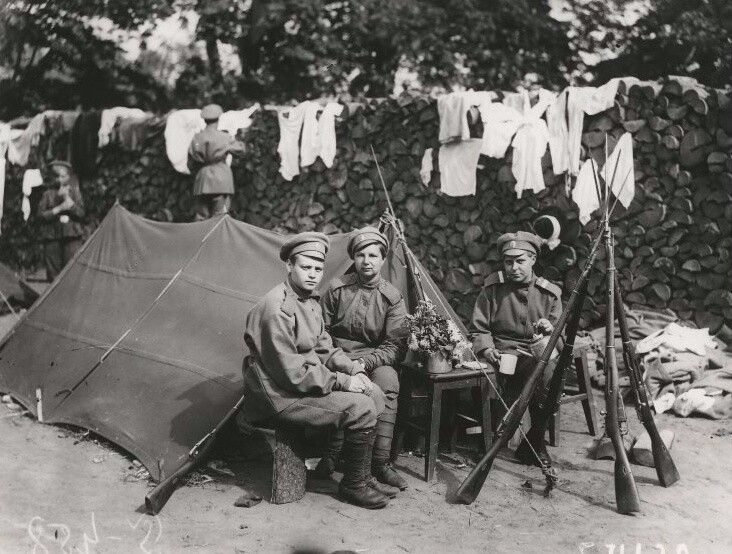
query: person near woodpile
36 160 87 281
187 103 246 221
239 232 392 509
470 231 564 466
316 227 409 492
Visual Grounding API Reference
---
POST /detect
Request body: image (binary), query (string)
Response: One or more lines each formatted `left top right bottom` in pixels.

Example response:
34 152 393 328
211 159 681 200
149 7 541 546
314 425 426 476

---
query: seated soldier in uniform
470 231 563 466
240 232 392 509
315 227 409 492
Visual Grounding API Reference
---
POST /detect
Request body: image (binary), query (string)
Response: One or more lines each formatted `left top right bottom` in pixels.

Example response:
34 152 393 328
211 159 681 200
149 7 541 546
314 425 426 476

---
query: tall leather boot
313 429 344 478
364 425 399 498
515 402 552 467
338 428 390 509
371 415 408 490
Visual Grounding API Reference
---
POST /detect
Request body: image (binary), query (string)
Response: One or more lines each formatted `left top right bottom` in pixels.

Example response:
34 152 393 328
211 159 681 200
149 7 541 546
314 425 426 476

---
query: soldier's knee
349 395 379 428
371 365 400 395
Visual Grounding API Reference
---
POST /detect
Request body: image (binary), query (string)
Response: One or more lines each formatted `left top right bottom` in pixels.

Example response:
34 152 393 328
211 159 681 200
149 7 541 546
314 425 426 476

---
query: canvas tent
0 204 464 510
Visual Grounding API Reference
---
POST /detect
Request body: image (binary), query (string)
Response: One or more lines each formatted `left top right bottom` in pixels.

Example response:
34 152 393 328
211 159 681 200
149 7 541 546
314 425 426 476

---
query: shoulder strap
378 280 402 305
535 276 562 299
483 271 505 288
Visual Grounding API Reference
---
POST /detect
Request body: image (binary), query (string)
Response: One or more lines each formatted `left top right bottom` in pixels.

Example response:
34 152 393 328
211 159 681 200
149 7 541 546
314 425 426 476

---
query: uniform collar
356 274 383 289
285 277 320 301
510 273 535 289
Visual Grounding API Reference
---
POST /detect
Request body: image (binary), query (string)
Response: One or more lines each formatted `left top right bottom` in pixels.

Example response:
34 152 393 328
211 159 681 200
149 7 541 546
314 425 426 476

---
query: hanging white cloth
98 107 147 147
437 91 495 143
317 102 344 168
277 103 307 181
438 139 483 197
217 104 260 137
300 101 324 168
602 132 635 209
8 113 48 167
480 89 556 197
164 109 205 174
546 88 569 175
0 124 10 232
21 168 43 221
420 148 433 187
572 158 601 224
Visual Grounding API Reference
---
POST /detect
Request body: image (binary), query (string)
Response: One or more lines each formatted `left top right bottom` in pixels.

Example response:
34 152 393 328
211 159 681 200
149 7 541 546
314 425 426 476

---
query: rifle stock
454 233 604 505
614 276 680 488
604 230 641 514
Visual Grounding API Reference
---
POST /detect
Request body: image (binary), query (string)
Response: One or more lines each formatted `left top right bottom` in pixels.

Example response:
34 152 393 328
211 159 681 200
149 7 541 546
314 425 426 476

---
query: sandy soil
1 313 731 553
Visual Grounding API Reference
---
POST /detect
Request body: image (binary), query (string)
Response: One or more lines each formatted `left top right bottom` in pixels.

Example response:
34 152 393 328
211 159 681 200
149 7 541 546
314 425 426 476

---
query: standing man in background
37 161 86 281
187 104 247 221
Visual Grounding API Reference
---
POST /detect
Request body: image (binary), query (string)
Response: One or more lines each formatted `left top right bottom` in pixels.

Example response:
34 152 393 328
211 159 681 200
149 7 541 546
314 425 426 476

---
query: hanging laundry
277 103 307 181
546 88 569 175
7 113 48 167
217 104 261 137
164 109 205 175
572 158 601 224
98 107 147 147
510 89 556 197
299 101 323 167
317 102 344 168
437 91 495 143
0 124 10 231
420 148 433 187
602 132 635 208
548 77 639 176
479 102 523 158
70 111 102 178
438 139 482 197
21 168 43 221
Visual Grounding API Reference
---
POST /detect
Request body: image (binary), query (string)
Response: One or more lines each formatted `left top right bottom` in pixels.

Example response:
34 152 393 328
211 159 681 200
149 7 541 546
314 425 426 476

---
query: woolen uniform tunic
241 280 385 430
321 273 408 370
187 127 246 196
471 271 563 356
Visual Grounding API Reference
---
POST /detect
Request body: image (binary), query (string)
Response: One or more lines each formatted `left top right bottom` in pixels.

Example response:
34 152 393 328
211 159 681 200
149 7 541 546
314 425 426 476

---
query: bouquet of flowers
406 300 472 362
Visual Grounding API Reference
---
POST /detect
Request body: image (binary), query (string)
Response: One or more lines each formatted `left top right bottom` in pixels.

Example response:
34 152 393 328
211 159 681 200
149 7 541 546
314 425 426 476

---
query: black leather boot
515 428 552 468
313 429 344 478
338 428 390 509
371 417 408 490
363 426 399 498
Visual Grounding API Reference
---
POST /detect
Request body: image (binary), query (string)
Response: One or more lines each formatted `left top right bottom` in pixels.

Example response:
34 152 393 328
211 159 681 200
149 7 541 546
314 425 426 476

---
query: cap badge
509 241 516 248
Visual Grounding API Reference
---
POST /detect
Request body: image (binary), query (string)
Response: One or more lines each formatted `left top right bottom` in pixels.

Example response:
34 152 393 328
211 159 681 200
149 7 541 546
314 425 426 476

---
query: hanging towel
510 89 556 197
601 132 635 209
300 101 323 168
98 107 147 147
0 124 10 231
21 168 43 221
546 88 569 175
317 102 344 168
164 109 205 174
438 91 495 143
7 113 48 167
277 103 307 181
438 139 483 197
572 158 601 224
479 102 523 158
420 148 433 187
218 104 261 137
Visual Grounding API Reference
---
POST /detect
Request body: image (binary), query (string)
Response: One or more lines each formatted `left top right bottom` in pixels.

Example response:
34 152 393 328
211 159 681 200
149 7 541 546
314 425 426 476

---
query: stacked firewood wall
0 77 729 334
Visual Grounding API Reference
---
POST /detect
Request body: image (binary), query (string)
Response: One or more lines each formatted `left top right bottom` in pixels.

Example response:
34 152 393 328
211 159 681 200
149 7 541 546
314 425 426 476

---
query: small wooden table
392 362 496 482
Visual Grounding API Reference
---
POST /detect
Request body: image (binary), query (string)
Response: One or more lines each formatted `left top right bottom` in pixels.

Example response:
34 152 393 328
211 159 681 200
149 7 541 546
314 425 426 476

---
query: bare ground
1 312 731 554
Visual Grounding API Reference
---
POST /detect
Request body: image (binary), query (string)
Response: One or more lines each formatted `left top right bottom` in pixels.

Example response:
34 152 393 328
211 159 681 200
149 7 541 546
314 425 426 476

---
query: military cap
49 160 73 171
497 231 541 256
200 103 223 121
347 226 388 259
280 231 330 262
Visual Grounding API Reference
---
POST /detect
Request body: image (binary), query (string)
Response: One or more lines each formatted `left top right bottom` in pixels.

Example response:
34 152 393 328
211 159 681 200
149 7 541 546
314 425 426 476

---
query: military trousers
368 365 399 419
493 355 556 428
276 385 386 432
193 193 231 221
44 237 83 282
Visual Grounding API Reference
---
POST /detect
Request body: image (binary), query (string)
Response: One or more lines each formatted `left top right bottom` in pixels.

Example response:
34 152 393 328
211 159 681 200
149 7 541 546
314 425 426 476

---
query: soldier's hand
345 376 366 393
484 348 501 366
535 319 553 335
354 372 373 395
